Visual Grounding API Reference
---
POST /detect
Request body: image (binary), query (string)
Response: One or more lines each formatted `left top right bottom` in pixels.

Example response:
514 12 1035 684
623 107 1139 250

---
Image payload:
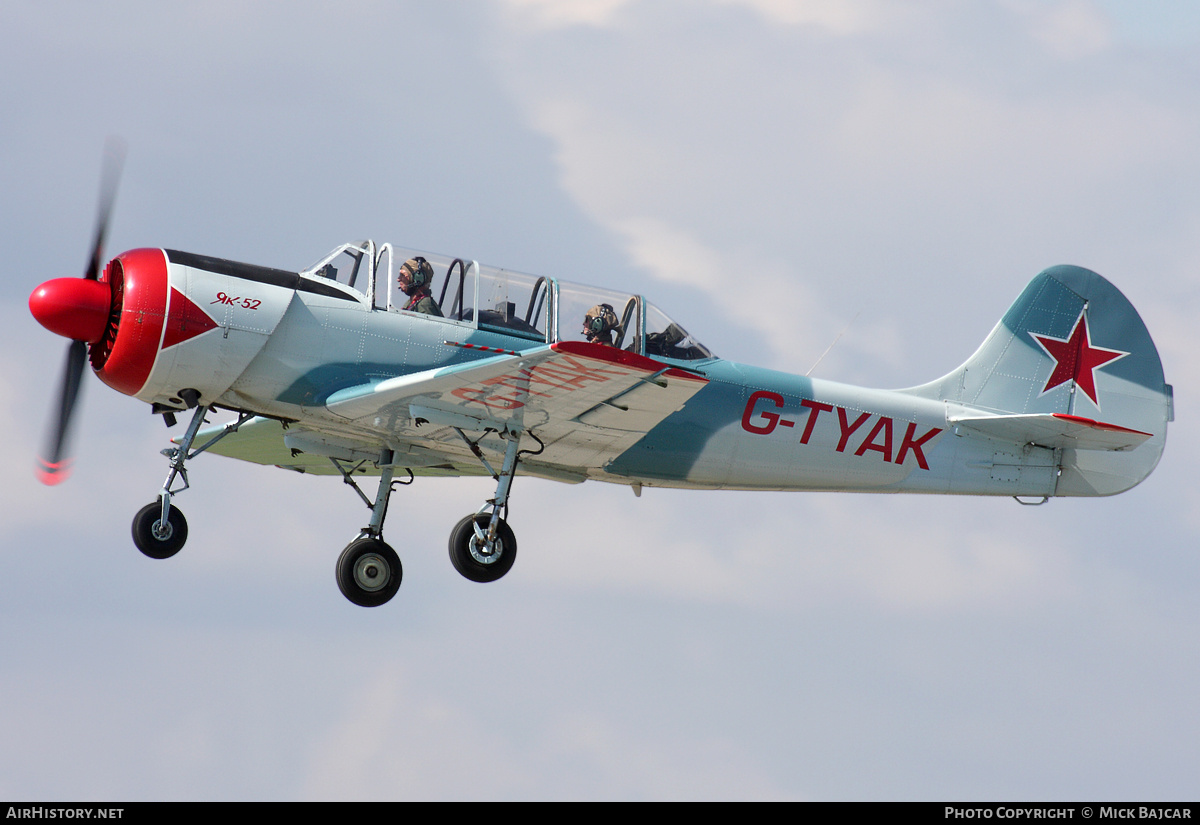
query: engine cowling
91 247 175 395
32 247 296 409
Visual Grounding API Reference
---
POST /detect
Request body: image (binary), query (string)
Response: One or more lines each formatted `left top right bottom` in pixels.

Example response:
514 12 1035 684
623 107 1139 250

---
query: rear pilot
583 303 619 346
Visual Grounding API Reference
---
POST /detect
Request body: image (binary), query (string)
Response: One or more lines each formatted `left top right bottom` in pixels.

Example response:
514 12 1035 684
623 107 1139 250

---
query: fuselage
122 247 1061 497
32 244 1167 499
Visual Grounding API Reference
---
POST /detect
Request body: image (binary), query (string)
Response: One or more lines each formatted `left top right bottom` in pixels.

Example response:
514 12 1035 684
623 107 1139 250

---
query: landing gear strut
448 428 524 583
131 402 251 561
331 448 407 607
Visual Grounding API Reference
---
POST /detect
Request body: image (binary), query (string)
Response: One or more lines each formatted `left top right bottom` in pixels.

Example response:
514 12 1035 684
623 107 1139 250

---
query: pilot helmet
583 303 619 342
399 257 434 294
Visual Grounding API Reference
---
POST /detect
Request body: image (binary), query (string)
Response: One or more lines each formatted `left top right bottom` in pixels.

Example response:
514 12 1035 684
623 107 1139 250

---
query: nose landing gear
131 403 252 561
131 500 188 559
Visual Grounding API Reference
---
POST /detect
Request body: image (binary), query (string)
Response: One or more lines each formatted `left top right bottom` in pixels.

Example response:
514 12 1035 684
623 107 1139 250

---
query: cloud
610 216 829 363
1003 0 1111 58
714 0 896 33
299 665 528 800
513 477 1100 621
502 0 898 34
499 0 634 29
299 658 798 799
493 0 1195 388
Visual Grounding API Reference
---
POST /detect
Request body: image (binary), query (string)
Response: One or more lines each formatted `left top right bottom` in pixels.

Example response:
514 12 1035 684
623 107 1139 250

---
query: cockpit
299 240 714 361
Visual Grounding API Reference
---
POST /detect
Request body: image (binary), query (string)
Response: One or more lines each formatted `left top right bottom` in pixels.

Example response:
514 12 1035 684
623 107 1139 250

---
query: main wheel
132 501 188 560
449 514 517 583
336 537 402 607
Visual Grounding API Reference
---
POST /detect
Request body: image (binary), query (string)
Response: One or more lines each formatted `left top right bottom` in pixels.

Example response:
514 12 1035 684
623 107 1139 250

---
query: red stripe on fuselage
550 340 708 383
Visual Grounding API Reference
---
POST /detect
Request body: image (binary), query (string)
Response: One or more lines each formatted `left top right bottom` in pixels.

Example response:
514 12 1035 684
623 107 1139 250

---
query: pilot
398 257 443 317
644 322 685 358
583 303 620 346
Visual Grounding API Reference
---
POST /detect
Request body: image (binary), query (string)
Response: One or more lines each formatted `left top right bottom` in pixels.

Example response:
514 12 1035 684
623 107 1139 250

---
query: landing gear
127 398 536 604
448 427 529 583
336 536 402 607
132 500 188 559
449 514 517 582
330 448 408 607
131 402 250 561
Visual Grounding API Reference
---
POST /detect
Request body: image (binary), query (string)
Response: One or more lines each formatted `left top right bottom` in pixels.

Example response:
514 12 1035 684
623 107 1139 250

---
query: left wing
204 342 709 479
326 340 709 473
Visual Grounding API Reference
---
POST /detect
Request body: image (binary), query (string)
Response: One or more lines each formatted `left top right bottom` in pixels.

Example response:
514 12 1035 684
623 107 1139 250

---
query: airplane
29 150 1173 607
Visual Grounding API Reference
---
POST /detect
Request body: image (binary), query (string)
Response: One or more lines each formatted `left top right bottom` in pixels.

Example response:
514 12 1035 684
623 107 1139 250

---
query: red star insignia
1030 311 1128 409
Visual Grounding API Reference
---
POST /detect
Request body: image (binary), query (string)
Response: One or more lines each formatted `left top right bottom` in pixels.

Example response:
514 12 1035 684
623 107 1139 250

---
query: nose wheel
336 537 402 607
132 500 188 559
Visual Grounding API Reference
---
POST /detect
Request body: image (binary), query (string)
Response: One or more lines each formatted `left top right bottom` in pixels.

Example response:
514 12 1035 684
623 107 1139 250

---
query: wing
203 341 709 481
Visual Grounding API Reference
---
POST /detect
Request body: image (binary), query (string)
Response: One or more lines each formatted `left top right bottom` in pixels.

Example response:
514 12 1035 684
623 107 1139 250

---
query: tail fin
905 265 1171 496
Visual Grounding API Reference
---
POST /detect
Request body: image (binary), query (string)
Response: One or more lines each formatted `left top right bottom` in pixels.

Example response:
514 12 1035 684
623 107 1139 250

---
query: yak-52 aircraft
30 151 1173 606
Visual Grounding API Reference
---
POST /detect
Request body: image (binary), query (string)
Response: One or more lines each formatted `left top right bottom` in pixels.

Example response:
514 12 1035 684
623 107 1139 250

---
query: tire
132 502 188 560
448 514 517 583
336 537 402 607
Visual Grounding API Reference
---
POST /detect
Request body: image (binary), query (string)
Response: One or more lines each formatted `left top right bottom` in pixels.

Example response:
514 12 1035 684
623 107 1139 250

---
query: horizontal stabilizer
949 410 1152 452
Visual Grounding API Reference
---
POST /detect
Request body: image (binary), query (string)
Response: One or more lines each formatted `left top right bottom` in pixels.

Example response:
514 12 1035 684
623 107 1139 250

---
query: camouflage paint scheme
105 244 1166 502
31 239 1171 606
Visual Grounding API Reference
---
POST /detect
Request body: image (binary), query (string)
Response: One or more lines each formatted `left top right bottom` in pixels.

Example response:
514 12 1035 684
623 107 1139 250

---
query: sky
1 0 1198 801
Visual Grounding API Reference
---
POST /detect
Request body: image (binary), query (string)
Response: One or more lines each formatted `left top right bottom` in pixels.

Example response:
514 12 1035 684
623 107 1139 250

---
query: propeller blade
37 139 126 484
37 340 88 485
84 137 126 281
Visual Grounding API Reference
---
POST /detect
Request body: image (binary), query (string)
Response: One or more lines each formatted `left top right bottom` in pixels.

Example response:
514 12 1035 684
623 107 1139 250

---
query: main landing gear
330 448 406 608
331 427 528 606
336 537 402 608
132 404 532 609
446 429 523 583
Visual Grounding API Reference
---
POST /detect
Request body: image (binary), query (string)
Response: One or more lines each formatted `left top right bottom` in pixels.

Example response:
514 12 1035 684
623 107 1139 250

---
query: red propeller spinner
29 277 112 343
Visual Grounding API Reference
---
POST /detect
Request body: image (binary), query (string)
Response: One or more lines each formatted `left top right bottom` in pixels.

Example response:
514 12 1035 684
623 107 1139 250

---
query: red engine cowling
29 247 171 397
90 247 172 396
33 247 293 409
